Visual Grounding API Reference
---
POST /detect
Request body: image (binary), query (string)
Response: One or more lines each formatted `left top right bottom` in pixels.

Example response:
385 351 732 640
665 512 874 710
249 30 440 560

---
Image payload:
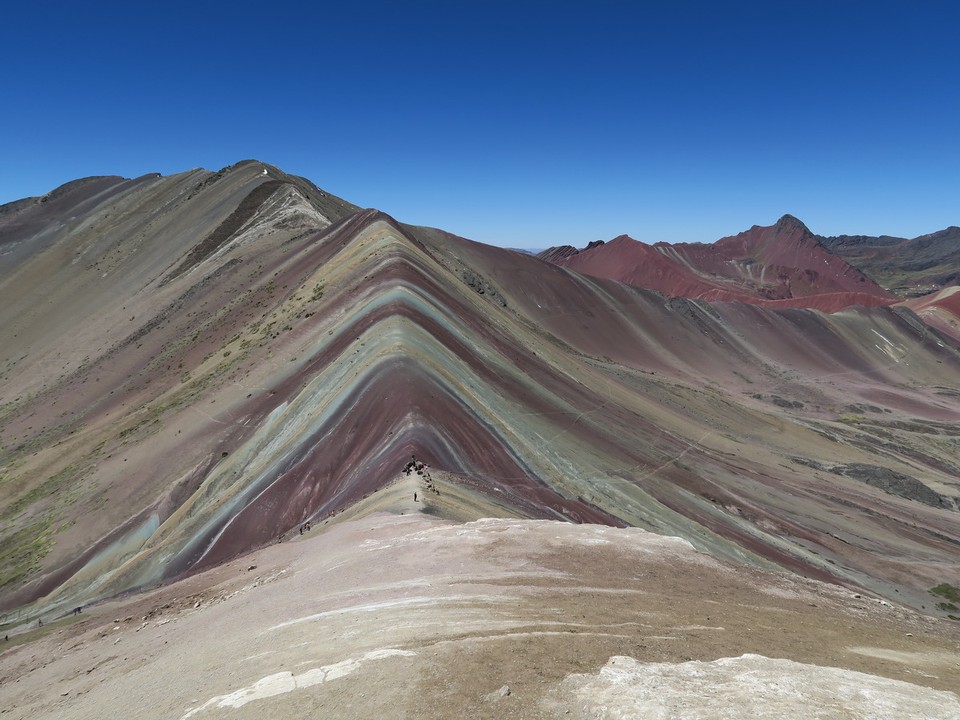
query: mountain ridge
1 163 959 629
820 225 960 296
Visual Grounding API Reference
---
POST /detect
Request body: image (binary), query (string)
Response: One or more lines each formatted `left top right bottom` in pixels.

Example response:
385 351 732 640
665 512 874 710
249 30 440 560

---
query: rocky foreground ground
3 495 959 719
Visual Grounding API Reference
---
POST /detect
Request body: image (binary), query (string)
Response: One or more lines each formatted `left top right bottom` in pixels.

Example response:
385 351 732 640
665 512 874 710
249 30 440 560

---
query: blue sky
2 1 957 246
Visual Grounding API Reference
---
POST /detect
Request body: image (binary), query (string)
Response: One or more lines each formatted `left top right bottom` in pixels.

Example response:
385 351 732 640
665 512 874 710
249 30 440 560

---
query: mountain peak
775 214 811 233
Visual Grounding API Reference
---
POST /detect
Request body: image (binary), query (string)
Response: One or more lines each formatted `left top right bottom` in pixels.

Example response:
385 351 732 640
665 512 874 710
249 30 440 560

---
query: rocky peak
775 214 811 233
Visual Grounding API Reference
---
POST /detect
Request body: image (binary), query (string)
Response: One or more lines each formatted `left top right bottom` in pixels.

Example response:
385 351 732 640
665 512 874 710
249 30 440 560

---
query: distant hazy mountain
819 227 960 297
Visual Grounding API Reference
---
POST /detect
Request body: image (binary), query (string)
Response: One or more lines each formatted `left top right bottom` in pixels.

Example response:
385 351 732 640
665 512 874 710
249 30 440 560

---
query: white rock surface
556 653 960 719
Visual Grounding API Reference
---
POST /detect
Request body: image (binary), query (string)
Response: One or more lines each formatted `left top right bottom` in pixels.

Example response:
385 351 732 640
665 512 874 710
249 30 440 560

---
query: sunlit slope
1 164 958 624
439 228 960 599
0 160 356 401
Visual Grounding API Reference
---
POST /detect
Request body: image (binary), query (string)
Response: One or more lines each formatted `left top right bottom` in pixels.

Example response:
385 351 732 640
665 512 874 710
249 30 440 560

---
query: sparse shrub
931 583 960 603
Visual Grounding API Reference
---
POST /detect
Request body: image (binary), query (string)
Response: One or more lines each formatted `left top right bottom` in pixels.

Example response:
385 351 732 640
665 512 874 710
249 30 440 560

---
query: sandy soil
2 510 959 719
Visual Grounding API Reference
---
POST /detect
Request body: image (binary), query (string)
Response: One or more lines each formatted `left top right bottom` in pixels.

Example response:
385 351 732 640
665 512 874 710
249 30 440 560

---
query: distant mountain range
1 161 958 629
819 226 960 296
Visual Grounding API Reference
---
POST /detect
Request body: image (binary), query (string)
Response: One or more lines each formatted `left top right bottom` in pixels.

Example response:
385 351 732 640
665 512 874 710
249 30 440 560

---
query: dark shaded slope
166 180 285 281
821 227 960 297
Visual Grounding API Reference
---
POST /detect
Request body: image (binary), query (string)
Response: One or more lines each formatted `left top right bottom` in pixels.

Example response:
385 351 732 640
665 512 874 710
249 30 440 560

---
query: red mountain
541 215 897 313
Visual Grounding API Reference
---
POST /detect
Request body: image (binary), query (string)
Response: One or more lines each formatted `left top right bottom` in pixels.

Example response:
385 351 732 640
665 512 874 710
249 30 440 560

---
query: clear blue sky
2 1 957 246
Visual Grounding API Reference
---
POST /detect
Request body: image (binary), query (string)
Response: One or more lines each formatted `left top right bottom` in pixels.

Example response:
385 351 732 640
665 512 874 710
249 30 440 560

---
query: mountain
820 226 960 297
539 215 897 313
1 162 959 630
2 162 960 717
